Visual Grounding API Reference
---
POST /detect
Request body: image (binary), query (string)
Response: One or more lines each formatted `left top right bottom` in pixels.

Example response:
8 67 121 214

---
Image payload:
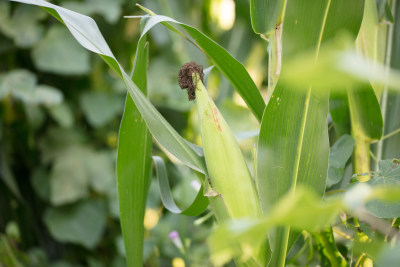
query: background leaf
44 199 106 249
327 134 355 187
32 25 91 75
365 159 400 218
80 92 124 128
0 2 45 48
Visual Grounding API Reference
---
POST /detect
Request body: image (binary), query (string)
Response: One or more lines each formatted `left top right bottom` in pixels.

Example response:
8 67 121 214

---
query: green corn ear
177 62 269 266
194 74 263 220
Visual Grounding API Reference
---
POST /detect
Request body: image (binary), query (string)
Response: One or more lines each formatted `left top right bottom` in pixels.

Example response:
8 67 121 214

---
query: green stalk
269 227 290 267
263 23 282 102
313 229 348 267
348 90 371 181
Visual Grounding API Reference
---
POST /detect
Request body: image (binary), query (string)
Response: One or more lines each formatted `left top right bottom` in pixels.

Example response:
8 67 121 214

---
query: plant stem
375 0 397 169
348 90 371 181
313 229 348 267
269 226 290 267
264 23 282 103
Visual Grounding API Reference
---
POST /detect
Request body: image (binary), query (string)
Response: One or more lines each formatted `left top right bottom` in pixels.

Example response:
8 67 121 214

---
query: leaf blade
116 37 151 267
153 156 209 216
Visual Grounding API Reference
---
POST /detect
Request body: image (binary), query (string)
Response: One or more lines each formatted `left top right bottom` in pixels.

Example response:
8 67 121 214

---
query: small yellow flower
143 208 159 230
172 257 185 267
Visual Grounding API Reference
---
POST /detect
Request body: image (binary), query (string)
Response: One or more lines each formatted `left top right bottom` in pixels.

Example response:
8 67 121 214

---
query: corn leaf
257 1 364 266
10 0 207 174
250 0 286 36
152 156 209 216
116 36 151 266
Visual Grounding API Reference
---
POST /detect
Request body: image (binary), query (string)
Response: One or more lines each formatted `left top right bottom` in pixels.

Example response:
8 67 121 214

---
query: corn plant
8 0 400 266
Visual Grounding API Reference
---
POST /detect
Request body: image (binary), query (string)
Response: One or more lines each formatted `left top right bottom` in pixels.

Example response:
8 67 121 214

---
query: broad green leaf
32 25 91 75
62 0 123 24
44 199 106 249
257 1 364 266
0 69 63 105
152 156 209 216
32 85 63 106
10 0 206 173
80 92 124 128
0 3 45 48
0 69 36 101
86 151 114 194
365 159 400 218
376 243 400 267
49 146 90 205
116 36 152 267
250 0 286 36
327 135 355 187
209 188 344 266
50 145 114 205
128 10 266 122
47 103 74 128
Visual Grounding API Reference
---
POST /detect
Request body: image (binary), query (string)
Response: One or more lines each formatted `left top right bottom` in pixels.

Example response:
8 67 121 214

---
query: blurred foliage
0 0 267 266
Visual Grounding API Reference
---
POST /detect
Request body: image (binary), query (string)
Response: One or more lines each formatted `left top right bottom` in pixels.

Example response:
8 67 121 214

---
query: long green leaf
127 11 266 122
257 1 364 266
10 0 207 174
250 0 286 36
152 156 209 216
116 37 151 267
